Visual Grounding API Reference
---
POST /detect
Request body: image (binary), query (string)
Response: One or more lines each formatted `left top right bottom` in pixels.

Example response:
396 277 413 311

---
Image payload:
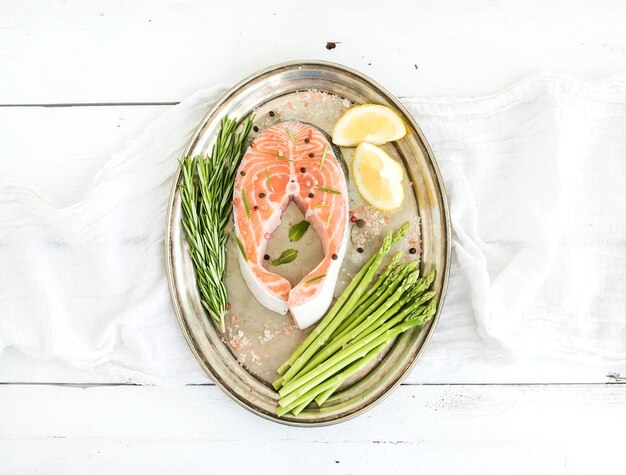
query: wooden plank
0 105 169 206
1 0 625 103
1 384 624 474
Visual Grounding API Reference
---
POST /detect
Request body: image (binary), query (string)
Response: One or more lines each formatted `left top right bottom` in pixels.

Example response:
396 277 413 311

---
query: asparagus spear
281 302 437 414
275 252 378 377
278 315 427 409
314 380 342 407
276 298 438 415
332 258 413 338
280 272 425 398
337 269 435 340
276 222 409 379
272 253 381 389
353 251 402 308
277 230 396 386
314 302 436 407
333 261 421 339
286 340 389 416
304 287 436 382
295 267 425 380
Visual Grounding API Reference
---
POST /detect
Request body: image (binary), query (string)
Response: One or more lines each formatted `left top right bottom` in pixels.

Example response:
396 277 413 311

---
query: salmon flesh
232 121 349 329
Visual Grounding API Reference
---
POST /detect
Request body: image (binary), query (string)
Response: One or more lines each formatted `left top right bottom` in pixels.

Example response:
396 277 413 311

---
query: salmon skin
232 121 349 329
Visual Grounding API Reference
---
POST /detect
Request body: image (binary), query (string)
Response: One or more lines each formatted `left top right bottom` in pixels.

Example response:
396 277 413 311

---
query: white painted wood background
1 1 625 473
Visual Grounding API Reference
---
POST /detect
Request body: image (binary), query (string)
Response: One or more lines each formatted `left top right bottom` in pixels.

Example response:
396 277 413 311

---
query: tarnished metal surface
165 61 450 425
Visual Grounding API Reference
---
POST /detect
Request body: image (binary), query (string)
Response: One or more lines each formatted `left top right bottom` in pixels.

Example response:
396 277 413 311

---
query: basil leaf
288 220 310 242
272 248 298 266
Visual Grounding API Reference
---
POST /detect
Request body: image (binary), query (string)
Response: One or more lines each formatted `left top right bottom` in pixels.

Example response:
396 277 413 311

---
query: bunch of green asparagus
273 222 438 417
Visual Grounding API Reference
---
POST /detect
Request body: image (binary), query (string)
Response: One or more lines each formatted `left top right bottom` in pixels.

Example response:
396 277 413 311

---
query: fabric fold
1 77 624 384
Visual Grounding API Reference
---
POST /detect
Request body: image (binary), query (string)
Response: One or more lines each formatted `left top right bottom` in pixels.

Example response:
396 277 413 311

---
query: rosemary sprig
179 115 253 333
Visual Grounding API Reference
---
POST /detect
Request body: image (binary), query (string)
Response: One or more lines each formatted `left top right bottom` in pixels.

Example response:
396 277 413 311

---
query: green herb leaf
263 150 294 161
320 144 328 169
266 167 274 192
286 128 298 148
242 189 251 219
304 274 326 284
313 202 329 208
289 220 310 242
316 186 342 195
272 248 298 266
235 235 248 262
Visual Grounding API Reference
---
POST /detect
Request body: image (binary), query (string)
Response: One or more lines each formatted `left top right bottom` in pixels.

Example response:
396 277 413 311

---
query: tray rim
165 60 451 426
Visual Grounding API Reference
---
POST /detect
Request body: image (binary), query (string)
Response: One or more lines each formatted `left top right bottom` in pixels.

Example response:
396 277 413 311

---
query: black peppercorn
264 254 270 261
308 192 315 199
253 125 259 132
409 247 417 254
269 111 275 117
240 170 246 176
300 167 306 173
308 152 315 158
304 138 310 143
331 254 338 260
259 192 266 198
254 205 259 211
356 218 365 228
357 247 364 253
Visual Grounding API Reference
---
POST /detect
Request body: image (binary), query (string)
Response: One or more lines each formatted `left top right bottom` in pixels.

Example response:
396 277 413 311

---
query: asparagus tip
391 221 410 245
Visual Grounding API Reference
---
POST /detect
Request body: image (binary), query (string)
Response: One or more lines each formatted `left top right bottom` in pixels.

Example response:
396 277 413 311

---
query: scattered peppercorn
357 247 364 253
326 42 337 50
350 216 357 223
331 254 338 260
308 152 315 158
240 170 246 176
409 247 417 254
356 218 366 228
253 125 259 132
308 192 315 199
269 111 275 117
300 167 306 173
259 192 266 198
304 138 310 143
254 205 259 210
264 254 270 261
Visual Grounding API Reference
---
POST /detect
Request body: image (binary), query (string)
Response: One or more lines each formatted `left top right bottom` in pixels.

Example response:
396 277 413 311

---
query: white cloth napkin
1 77 625 384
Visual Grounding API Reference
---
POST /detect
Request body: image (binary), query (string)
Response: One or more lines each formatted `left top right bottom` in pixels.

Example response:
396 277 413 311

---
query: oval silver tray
166 61 450 425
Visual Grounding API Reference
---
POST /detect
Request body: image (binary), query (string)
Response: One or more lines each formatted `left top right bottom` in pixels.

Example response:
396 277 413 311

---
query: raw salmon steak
232 121 349 329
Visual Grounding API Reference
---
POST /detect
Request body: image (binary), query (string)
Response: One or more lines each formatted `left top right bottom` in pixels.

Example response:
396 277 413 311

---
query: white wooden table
1 1 625 473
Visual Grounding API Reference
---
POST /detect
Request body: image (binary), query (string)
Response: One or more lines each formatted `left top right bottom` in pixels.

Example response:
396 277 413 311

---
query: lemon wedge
353 143 404 210
332 104 406 146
